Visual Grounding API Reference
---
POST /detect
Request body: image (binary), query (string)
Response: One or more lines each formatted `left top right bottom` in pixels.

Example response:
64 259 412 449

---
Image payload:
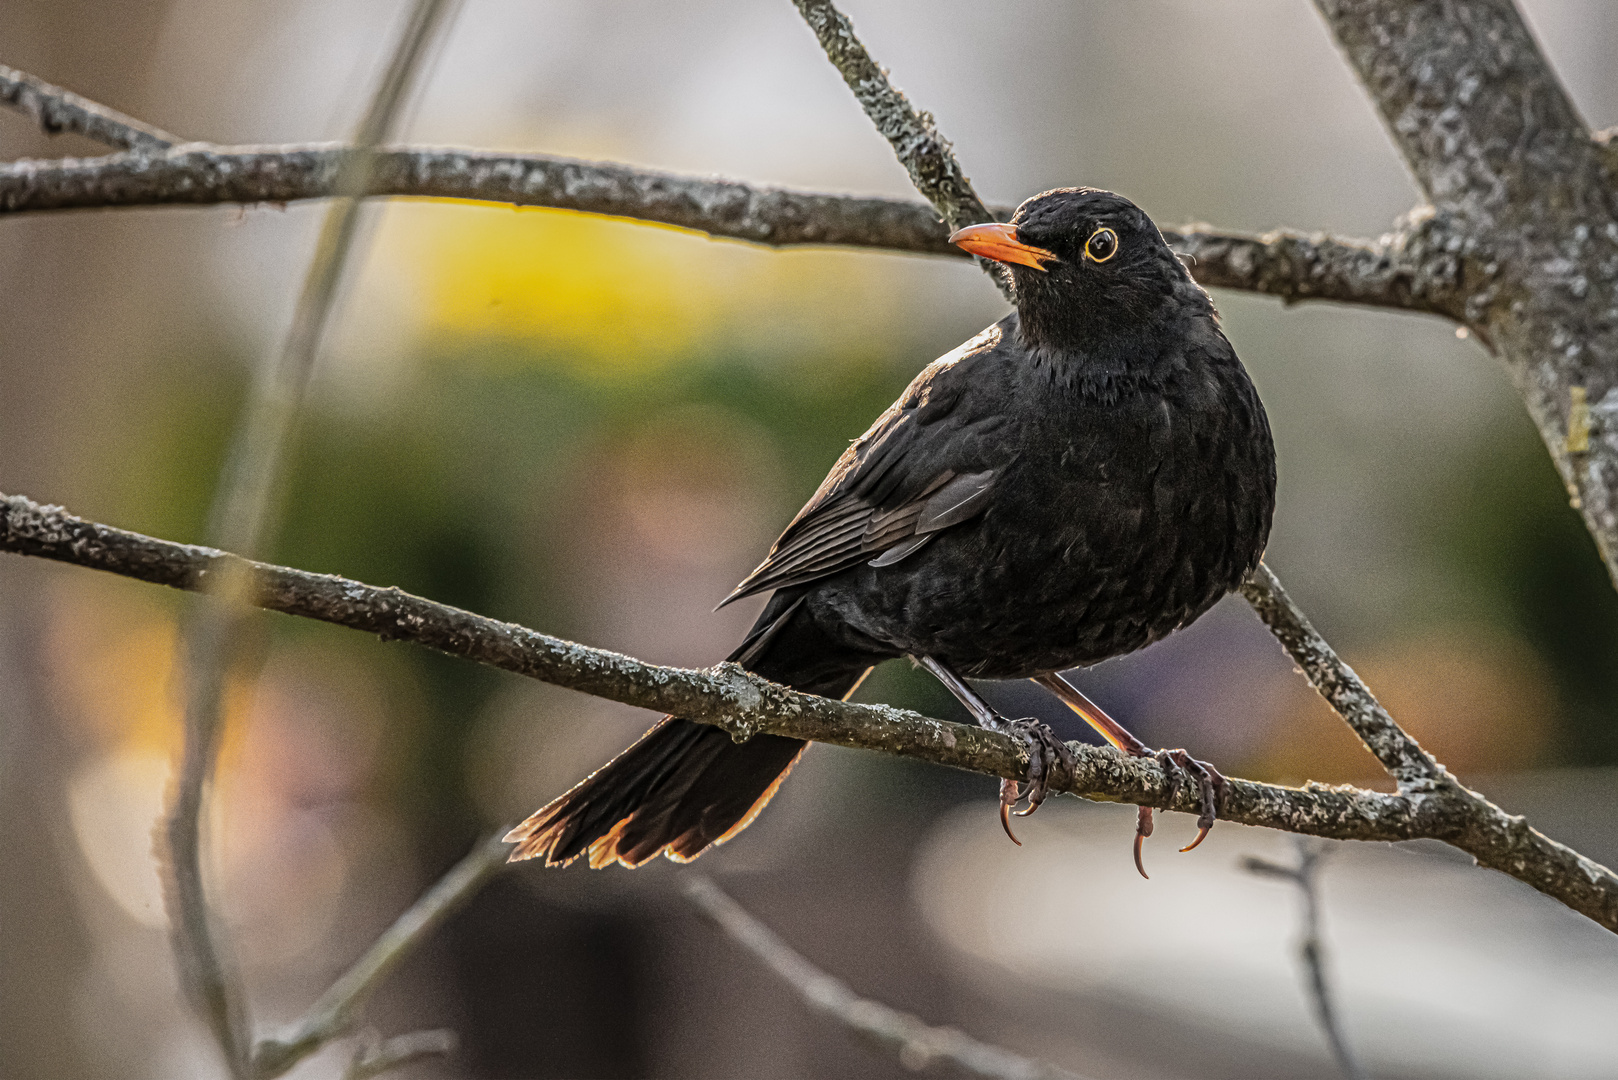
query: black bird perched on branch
507 188 1275 876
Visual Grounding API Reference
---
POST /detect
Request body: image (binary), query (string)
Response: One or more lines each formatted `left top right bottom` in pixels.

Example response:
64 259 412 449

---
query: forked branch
0 61 176 151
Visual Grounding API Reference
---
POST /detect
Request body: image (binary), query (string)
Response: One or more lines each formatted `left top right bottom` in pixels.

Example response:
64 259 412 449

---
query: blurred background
3 1 1618 1077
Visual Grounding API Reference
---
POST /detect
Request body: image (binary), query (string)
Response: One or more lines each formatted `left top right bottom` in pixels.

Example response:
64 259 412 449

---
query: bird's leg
1032 673 1226 879
916 656 1074 845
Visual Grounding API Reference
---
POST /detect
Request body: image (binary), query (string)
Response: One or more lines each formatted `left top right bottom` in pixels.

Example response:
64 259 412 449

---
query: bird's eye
1084 227 1119 263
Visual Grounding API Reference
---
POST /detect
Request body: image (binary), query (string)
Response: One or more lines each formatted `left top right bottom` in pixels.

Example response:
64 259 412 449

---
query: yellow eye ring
1084 226 1119 263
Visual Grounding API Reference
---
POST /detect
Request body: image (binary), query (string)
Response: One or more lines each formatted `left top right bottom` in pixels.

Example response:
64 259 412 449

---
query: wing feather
719 318 1017 607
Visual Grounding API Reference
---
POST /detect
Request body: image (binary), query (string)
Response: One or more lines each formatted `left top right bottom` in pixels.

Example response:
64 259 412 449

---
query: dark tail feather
505 592 881 868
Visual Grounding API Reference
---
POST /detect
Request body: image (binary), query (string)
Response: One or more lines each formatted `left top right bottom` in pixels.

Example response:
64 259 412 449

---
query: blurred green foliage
1431 403 1618 765
98 341 927 856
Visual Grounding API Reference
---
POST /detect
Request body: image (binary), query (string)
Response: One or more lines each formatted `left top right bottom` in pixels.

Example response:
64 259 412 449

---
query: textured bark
0 145 1458 318
790 0 992 234
5 492 1616 933
1163 218 1472 320
788 0 1009 295
1316 0 1618 584
0 62 176 151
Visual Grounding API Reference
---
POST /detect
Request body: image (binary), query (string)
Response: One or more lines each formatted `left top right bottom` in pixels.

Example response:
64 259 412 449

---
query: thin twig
160 3 462 1074
204 0 460 559
344 1030 458 1080
0 61 177 151
685 875 1091 1080
6 492 1616 933
790 0 1010 296
251 832 507 1079
1243 841 1368 1080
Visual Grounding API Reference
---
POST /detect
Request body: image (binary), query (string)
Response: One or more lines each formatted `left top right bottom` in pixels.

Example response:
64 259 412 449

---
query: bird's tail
504 593 879 868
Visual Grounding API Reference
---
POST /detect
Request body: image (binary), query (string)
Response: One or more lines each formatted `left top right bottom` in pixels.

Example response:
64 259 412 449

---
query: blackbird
506 187 1276 876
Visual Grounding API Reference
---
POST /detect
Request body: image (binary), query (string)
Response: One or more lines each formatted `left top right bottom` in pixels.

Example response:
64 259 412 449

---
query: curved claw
1155 748 1224 855
1134 805 1154 879
1179 824 1213 853
999 779 1023 846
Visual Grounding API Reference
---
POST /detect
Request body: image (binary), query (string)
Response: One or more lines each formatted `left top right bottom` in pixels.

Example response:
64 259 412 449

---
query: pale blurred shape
45 577 182 757
67 750 171 930
912 801 1618 1079
559 401 784 667
210 651 391 966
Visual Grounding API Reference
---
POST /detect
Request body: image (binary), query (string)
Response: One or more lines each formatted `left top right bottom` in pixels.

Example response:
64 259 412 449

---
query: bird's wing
720 320 1015 606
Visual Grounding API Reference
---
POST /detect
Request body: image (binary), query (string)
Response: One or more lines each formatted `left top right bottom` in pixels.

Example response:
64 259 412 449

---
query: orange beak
948 222 1058 271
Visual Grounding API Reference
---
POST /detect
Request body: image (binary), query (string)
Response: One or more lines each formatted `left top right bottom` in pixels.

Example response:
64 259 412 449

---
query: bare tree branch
787 0 1010 298
790 0 989 234
251 832 507 1079
685 875 1091 1080
1315 0 1618 587
5 492 1617 933
1243 842 1366 1080
0 57 1471 321
1163 216 1471 321
0 144 1455 316
0 61 177 151
160 2 462 1074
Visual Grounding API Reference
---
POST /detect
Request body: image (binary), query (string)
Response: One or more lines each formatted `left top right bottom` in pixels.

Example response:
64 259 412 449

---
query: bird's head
950 188 1195 356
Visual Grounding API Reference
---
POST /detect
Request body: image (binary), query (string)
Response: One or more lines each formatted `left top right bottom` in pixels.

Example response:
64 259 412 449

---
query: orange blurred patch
46 576 260 764
1252 628 1557 785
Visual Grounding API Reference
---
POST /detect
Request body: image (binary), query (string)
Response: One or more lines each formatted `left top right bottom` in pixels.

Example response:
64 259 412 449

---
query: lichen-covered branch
1315 0 1618 587
4 492 1615 932
1163 217 1472 320
0 61 177 151
684 875 1092 1080
788 0 988 233
0 143 970 247
789 0 1008 296
0 144 1458 317
251 832 507 1079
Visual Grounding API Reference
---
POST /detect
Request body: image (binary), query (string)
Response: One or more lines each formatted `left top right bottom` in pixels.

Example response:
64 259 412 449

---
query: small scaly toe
1008 718 1074 819
1161 750 1224 853
1132 749 1189 876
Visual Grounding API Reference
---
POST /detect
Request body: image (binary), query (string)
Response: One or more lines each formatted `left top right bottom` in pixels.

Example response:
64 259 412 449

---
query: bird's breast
811 367 1275 677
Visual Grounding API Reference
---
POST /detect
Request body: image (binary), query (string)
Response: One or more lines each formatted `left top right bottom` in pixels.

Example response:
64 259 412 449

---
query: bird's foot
996 718 1075 845
1130 748 1225 880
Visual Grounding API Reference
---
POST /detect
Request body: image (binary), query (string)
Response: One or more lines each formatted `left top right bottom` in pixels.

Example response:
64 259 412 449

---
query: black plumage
507 187 1276 869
